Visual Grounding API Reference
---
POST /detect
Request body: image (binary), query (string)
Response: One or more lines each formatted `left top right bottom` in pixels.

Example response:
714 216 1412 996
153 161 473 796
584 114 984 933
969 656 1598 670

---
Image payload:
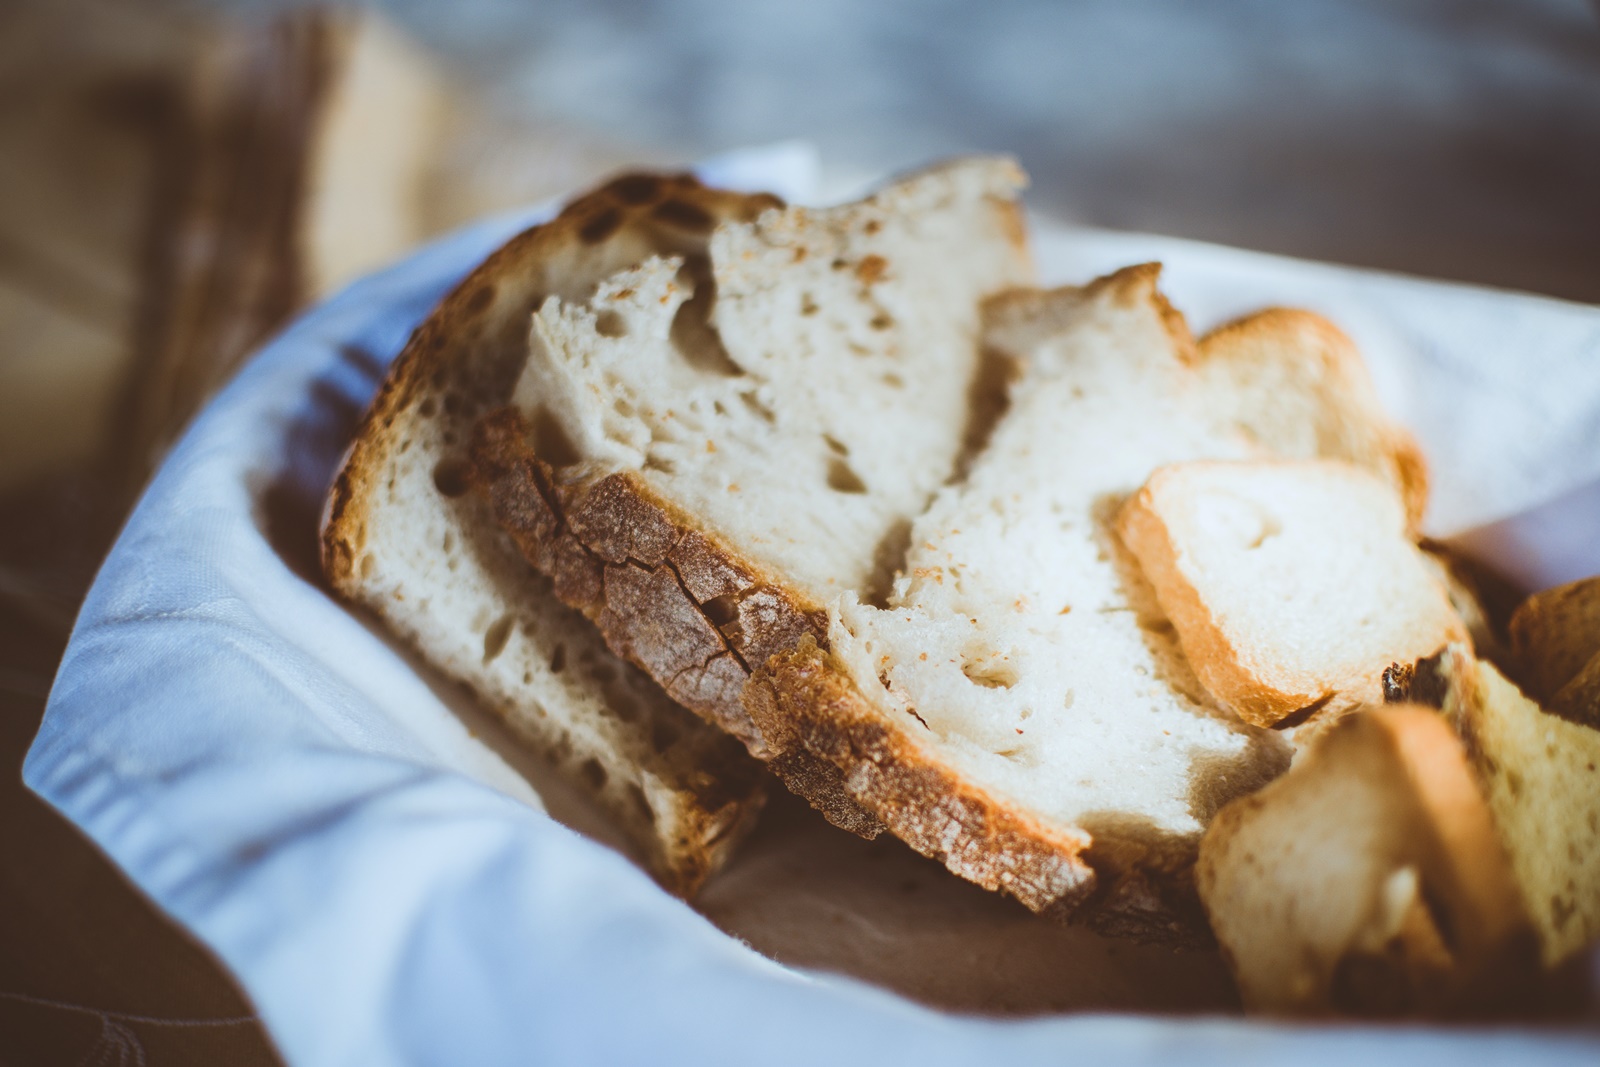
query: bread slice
1410 645 1600 966
1197 705 1534 1017
1549 651 1600 729
321 172 789 894
1509 575 1600 702
1116 459 1467 728
468 157 1033 835
751 268 1429 939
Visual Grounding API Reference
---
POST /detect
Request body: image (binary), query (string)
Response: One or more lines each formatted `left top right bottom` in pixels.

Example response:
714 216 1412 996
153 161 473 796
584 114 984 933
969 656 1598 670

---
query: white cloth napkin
25 145 1600 1066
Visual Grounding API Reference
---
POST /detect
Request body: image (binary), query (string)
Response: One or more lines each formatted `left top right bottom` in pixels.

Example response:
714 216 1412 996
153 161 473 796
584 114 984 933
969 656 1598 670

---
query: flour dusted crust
321 173 788 894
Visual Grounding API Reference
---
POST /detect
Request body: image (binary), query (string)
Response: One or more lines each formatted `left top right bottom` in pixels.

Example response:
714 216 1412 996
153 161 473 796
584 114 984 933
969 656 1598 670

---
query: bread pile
322 158 1599 1013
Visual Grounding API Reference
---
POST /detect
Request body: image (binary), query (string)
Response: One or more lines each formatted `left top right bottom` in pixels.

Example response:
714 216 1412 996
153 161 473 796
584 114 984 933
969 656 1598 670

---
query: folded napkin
25 145 1600 1066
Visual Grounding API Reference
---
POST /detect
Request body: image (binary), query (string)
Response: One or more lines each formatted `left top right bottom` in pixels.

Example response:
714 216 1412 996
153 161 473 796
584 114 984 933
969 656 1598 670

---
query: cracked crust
469 407 888 836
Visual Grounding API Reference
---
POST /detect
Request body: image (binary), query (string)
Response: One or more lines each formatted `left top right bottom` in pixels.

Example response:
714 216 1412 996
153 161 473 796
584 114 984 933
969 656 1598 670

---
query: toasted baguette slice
468 157 1033 836
1117 459 1466 727
1197 705 1534 1017
1415 645 1600 965
754 268 1426 940
1509 576 1600 702
321 172 787 894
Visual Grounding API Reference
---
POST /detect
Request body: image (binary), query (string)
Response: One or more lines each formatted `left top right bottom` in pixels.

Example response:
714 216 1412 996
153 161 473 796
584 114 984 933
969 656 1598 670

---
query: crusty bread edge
319 175 786 893
1115 472 1320 727
468 407 889 838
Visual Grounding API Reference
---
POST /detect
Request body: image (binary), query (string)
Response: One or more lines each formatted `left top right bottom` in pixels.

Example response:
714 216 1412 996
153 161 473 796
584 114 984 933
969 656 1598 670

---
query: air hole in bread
441 531 453 553
432 457 470 498
358 554 375 580
595 309 628 338
869 313 894 331
701 593 738 628
953 347 1019 484
738 391 775 423
863 517 913 610
417 397 437 418
549 644 566 674
643 453 678 475
482 613 514 664
799 293 819 316
613 397 635 418
827 458 868 495
669 256 744 377
1197 491 1282 550
882 373 905 389
580 757 608 790
531 405 581 467
823 434 849 456
961 650 1019 689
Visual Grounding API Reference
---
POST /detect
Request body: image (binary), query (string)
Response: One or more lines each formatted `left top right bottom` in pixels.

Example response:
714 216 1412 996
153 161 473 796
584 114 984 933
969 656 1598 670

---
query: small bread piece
322 172 784 894
1422 645 1600 965
1509 575 1600 702
1116 459 1467 728
1198 705 1534 1017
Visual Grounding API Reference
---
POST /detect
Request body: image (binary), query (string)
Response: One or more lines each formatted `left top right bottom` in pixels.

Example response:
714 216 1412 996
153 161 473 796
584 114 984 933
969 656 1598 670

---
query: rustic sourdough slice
1408 645 1600 966
751 266 1429 939
321 172 786 894
1197 705 1534 1017
1117 459 1466 728
469 157 1032 834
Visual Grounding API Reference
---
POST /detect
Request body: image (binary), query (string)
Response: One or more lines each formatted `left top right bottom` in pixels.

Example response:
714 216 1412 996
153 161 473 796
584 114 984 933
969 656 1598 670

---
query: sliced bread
1509 575 1600 703
1197 705 1534 1016
1116 459 1466 727
321 172 787 894
1408 645 1600 966
468 157 1033 835
752 267 1428 938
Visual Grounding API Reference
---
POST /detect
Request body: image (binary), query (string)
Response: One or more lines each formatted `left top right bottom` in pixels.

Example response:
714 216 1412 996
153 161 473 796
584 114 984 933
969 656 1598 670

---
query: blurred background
1 1 1596 1061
